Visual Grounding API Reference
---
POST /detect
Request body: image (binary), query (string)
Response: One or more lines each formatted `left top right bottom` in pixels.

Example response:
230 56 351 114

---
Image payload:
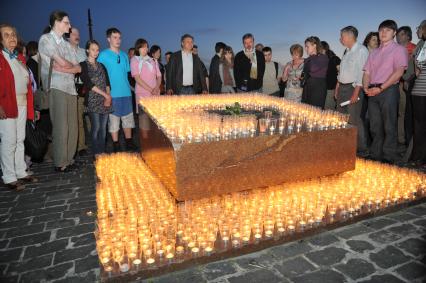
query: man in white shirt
335 26 369 155
262 46 281 96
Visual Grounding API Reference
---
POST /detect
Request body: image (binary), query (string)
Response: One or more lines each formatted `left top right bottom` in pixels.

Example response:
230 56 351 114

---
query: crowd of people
0 10 426 192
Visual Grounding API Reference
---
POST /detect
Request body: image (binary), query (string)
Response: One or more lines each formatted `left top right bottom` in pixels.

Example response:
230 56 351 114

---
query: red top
0 52 34 120
406 42 416 57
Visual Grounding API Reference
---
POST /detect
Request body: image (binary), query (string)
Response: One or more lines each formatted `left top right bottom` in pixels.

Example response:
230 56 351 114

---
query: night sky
1 0 425 66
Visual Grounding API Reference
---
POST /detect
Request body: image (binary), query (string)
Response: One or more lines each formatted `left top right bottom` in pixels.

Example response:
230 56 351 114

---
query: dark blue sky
1 0 425 66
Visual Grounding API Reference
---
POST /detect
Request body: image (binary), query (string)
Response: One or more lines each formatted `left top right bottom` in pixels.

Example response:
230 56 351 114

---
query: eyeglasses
117 55 120 64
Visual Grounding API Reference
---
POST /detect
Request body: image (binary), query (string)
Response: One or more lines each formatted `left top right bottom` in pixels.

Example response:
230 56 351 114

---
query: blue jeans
88 112 108 155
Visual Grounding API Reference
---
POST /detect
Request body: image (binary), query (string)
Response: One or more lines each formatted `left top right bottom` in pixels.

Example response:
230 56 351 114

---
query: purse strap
37 53 54 91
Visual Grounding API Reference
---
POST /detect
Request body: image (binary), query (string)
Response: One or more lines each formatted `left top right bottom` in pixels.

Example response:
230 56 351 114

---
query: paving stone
0 248 22 263
362 218 397 230
0 201 16 209
75 254 99 273
292 268 346 283
386 212 418 222
70 233 95 247
334 224 374 239
151 268 206 283
395 261 426 280
0 275 19 283
270 240 312 259
203 261 238 280
395 238 426 257
358 274 406 283
407 205 426 216
56 223 95 239
45 200 67 207
387 223 419 236
54 244 96 264
369 246 411 268
9 231 51 248
346 240 375 253
24 239 68 259
307 232 339 247
7 254 53 274
0 239 9 249
5 223 45 238
54 270 99 283
228 269 283 283
335 258 375 280
0 219 30 229
0 264 7 275
19 262 73 282
68 200 96 211
368 230 403 244
413 218 426 228
46 219 76 230
32 205 68 217
233 251 279 271
47 192 76 202
305 247 348 266
275 256 317 278
31 212 62 224
11 201 44 212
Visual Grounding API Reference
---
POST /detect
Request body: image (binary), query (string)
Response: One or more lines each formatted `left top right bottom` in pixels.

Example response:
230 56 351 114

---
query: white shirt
338 41 369 87
181 50 193 86
3 51 29 102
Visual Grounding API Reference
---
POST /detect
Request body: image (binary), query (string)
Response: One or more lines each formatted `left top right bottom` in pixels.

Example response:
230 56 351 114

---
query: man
68 27 88 156
192 44 209 92
209 42 226 94
98 27 136 152
262 46 281 96
335 26 369 156
255 43 264 52
166 34 208 95
363 20 408 163
234 33 265 92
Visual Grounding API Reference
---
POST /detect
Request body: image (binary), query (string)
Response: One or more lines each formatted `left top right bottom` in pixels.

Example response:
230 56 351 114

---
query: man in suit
166 34 208 95
234 33 265 92
209 42 226 94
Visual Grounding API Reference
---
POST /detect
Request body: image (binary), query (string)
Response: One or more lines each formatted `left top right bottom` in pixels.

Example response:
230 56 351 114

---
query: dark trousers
411 95 426 163
302 77 327 109
88 112 108 155
404 88 414 145
178 86 195 95
368 85 400 161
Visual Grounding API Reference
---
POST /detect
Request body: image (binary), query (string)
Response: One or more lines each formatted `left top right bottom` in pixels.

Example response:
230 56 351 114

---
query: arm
218 63 224 84
281 63 291 82
166 54 174 95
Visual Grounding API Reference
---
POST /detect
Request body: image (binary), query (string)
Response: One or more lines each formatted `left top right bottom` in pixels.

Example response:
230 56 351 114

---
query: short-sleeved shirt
38 31 78 95
97 49 131 98
363 41 408 84
339 42 369 87
130 56 161 99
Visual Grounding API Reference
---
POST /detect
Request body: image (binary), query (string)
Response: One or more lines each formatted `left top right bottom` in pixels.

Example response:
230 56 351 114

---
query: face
55 16 71 34
128 49 135 58
396 31 409 44
369 35 379 49
263 51 272 62
416 25 424 39
69 28 80 46
379 27 396 44
139 44 149 57
305 41 317 56
192 47 198 55
340 32 353 47
87 43 99 59
224 51 232 61
243 37 254 51
107 32 121 49
166 54 171 63
0 26 17 51
181 37 193 52
153 49 161 60
291 51 302 61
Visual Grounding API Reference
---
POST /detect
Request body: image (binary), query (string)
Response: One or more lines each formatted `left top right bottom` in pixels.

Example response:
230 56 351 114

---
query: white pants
0 106 28 184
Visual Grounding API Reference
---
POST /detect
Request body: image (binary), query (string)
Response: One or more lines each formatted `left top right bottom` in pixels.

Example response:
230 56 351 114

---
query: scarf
244 49 257 79
3 48 18 60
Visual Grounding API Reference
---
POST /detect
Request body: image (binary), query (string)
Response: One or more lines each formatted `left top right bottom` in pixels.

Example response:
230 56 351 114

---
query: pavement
0 146 425 283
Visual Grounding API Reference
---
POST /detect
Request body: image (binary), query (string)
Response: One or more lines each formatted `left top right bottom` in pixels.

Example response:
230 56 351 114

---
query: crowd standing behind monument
1 10 426 191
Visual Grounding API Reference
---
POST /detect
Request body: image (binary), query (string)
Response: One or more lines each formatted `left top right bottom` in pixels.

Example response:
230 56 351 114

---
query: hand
334 85 339 100
365 87 381 97
0 106 6 119
35 111 40 121
104 95 112 107
166 89 173 95
350 92 359 104
202 90 208 94
152 87 160 96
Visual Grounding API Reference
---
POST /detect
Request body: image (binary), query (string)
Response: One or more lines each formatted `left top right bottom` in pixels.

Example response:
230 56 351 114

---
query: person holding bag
79 40 112 156
0 24 38 191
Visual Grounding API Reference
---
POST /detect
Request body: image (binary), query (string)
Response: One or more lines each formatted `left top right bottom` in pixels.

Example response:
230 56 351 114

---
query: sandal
19 175 39 183
6 181 25 191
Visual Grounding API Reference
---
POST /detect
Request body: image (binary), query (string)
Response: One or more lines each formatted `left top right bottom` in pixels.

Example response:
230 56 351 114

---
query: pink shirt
130 56 161 101
363 41 408 84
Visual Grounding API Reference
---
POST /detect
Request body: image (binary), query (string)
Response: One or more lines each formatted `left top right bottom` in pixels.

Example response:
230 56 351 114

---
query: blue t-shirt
97 49 131 98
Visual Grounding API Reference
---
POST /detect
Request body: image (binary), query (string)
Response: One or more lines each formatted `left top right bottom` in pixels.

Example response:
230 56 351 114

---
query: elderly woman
282 44 304 103
0 24 38 191
38 11 81 172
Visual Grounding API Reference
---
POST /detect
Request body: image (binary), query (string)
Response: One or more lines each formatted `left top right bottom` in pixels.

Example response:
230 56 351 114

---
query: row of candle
139 94 350 143
95 153 426 275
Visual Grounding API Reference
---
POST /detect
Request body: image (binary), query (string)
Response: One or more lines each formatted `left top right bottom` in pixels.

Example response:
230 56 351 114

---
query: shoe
113 142 120 153
78 149 88 156
6 181 25 191
54 165 75 173
125 139 138 151
19 175 39 183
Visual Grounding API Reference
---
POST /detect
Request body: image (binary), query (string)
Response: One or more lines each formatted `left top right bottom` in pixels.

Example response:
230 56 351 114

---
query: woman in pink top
130 38 161 135
130 38 161 105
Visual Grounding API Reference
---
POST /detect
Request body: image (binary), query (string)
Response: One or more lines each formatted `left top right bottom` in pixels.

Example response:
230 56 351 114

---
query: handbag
24 120 48 162
33 54 53 110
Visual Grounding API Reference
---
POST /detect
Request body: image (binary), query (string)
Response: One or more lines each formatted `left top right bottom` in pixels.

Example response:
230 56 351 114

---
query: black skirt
302 77 327 109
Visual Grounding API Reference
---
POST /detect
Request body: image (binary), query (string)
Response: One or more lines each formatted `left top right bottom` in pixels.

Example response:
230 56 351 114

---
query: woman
321 41 341 110
410 23 426 167
38 11 81 172
0 24 38 191
301 36 329 109
130 38 161 137
363 32 380 53
219 46 236 93
282 44 304 103
79 40 112 156
149 45 166 94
